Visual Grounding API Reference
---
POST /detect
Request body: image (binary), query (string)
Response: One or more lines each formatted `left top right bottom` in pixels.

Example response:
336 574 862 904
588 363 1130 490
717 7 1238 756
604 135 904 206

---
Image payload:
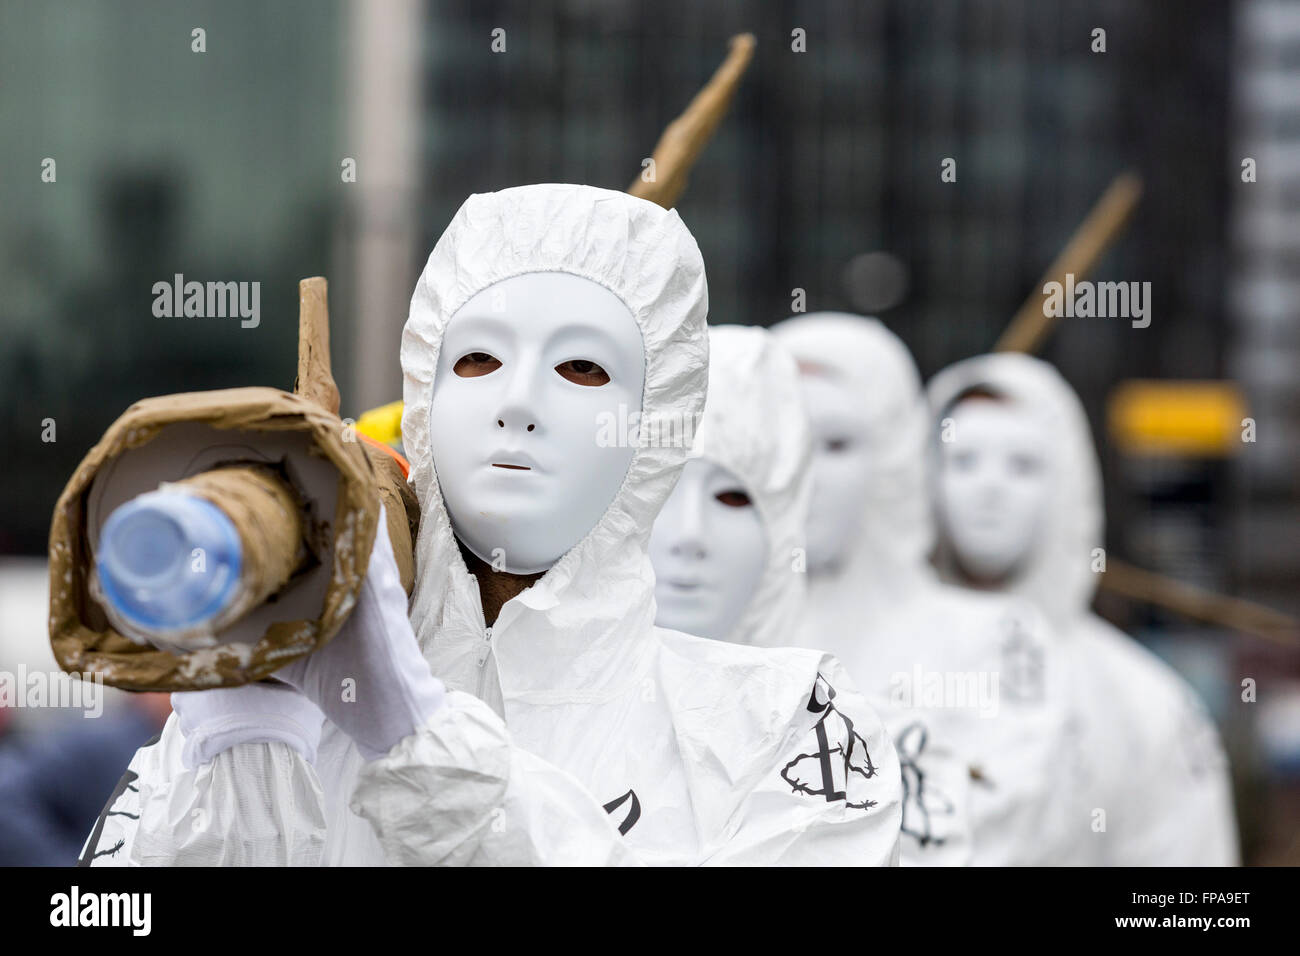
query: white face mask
936 400 1053 585
648 457 767 641
427 272 645 574
800 374 874 573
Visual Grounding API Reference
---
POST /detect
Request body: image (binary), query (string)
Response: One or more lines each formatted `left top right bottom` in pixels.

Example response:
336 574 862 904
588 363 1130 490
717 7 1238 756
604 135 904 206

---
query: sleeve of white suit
81 712 328 867
697 659 904 866
350 690 638 866
84 691 639 867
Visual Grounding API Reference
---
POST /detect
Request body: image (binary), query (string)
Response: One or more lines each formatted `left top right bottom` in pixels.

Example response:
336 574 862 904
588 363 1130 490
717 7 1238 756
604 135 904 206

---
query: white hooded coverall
83 185 903 866
770 313 1081 865
684 324 972 864
926 352 1239 866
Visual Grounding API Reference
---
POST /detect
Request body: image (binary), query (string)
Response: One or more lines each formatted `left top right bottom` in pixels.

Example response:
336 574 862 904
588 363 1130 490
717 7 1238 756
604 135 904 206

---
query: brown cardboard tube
49 386 381 691
169 464 306 623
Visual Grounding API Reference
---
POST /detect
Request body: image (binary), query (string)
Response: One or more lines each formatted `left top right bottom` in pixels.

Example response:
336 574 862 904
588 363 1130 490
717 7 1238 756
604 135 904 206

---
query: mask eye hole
825 438 851 453
453 352 502 377
950 449 977 470
1009 453 1043 477
555 359 610 386
714 489 752 508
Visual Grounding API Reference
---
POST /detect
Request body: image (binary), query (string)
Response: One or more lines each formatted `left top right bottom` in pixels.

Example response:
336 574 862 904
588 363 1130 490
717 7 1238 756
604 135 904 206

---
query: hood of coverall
772 312 937 620
687 324 812 647
400 184 709 701
926 352 1104 629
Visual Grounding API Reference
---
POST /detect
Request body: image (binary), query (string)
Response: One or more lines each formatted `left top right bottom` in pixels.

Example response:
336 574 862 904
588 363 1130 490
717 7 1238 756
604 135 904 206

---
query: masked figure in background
766 312 1078 865
927 352 1238 865
649 324 970 864
86 185 902 867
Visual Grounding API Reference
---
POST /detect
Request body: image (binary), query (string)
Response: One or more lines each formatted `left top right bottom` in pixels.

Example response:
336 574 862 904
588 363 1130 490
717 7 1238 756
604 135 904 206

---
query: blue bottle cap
95 491 242 635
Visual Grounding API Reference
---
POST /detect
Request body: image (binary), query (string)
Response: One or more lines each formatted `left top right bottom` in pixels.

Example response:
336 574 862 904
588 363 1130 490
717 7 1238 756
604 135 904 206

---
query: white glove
277 503 446 760
172 682 326 770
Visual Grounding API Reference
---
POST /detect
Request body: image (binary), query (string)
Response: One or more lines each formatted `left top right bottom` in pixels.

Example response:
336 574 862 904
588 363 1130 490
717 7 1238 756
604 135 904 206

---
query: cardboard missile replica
48 278 419 691
48 33 757 692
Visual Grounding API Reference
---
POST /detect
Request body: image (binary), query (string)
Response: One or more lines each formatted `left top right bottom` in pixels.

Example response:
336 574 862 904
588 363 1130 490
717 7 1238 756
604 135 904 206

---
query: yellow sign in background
1108 381 1248 457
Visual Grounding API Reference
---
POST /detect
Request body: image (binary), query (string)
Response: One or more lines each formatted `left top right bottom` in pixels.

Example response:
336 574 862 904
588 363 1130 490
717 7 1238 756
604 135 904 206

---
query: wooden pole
292 275 418 593
1101 557 1297 647
994 172 1143 354
627 33 756 210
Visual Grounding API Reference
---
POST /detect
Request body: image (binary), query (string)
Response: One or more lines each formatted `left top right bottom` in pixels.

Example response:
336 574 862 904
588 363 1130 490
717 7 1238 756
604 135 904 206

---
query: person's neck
952 557 1012 592
458 541 545 626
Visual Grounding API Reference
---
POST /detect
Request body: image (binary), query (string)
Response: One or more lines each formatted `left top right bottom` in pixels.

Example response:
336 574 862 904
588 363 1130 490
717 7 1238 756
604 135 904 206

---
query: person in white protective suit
83 184 903 867
926 352 1239 866
767 312 1081 865
648 323 972 864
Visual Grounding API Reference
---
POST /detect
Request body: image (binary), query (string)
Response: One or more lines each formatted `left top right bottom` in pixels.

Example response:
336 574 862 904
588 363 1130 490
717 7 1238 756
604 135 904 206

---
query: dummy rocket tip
295 276 340 414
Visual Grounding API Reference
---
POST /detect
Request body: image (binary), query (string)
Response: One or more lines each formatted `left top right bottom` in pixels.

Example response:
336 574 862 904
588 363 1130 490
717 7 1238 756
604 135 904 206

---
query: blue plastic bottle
95 490 242 637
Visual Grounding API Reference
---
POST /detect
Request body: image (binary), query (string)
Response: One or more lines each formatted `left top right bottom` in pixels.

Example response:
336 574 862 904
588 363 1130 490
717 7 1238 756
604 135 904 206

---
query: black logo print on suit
781 674 879 810
79 763 145 865
999 614 1045 704
602 789 642 835
895 721 956 848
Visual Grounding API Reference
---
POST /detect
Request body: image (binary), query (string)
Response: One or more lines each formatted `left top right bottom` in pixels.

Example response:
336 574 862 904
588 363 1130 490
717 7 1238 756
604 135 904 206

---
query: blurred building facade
0 0 345 554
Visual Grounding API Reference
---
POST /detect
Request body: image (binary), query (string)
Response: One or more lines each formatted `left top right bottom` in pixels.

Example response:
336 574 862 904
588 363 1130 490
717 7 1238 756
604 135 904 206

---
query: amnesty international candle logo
999 615 1046 704
895 722 957 847
781 674 879 809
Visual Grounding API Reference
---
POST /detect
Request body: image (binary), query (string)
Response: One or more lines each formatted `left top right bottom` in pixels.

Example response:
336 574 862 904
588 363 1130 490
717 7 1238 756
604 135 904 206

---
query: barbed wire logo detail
781 674 879 810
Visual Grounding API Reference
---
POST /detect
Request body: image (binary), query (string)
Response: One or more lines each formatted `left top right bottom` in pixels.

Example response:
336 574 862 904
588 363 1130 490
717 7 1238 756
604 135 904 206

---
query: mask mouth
488 449 540 471
963 508 1006 528
662 575 705 592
